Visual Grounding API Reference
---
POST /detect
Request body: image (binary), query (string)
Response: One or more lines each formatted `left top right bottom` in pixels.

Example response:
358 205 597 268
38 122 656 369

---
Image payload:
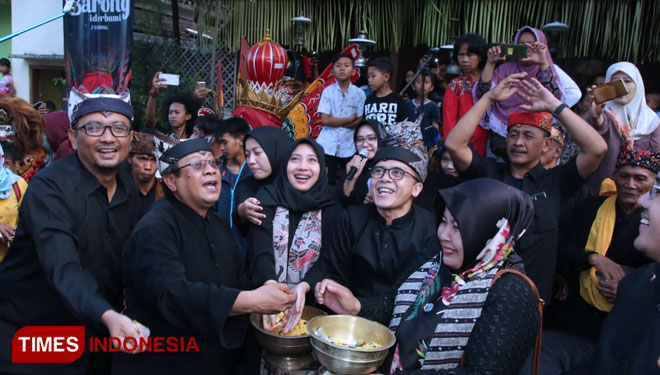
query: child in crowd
0 58 15 97
316 53 366 185
363 57 406 128
403 70 442 151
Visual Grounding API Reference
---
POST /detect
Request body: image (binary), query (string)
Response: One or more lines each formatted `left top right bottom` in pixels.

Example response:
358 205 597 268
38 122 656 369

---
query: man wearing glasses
591 175 660 374
115 138 295 374
0 97 147 373
310 146 440 324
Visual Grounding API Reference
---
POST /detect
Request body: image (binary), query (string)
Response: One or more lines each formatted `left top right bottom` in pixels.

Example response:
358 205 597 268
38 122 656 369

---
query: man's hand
486 72 526 103
597 279 619 303
315 279 360 315
518 77 563 112
248 282 296 314
194 86 209 99
0 223 16 244
101 310 150 354
237 197 266 226
589 254 626 283
151 71 166 91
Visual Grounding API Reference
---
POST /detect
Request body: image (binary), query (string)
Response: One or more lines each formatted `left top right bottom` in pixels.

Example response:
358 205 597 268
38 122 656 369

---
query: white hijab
605 62 660 140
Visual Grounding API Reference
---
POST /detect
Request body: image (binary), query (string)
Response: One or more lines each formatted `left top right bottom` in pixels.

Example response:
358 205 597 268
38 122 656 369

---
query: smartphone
158 73 180 86
592 78 629 104
500 44 528 59
195 81 206 90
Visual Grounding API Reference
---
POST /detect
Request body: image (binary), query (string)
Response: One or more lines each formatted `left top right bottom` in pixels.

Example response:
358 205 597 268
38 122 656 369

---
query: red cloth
443 76 488 155
232 106 282 128
507 111 553 133
44 111 74 162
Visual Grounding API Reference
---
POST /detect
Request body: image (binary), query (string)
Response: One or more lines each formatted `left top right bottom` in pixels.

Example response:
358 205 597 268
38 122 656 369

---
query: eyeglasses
176 159 219 172
650 182 660 200
370 166 420 182
77 122 131 137
356 136 378 144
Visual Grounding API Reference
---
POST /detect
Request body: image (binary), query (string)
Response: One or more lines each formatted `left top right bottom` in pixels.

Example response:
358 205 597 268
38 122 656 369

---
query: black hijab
243 126 292 184
435 178 534 274
258 138 336 212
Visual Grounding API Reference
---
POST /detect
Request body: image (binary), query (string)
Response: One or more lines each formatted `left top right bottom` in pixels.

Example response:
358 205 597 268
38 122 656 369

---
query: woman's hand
586 85 606 126
345 154 369 179
315 279 361 315
282 282 310 334
486 72 526 103
517 77 563 112
525 42 549 70
486 45 505 66
0 223 16 244
237 197 266 226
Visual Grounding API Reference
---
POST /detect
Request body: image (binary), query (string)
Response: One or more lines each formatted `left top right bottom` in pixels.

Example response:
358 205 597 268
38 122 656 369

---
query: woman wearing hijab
247 138 340 333
475 26 562 156
387 178 541 374
0 144 27 262
583 61 660 195
234 126 292 226
339 119 383 205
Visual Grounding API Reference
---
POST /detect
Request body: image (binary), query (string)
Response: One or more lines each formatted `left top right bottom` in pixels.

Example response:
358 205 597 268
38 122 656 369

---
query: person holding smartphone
582 62 660 195
474 26 564 158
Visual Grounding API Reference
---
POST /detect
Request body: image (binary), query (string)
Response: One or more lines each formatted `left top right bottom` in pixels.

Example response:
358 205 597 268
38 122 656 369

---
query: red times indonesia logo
12 326 85 363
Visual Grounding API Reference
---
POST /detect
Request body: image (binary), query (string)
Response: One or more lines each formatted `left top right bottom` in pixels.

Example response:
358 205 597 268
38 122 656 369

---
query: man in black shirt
445 73 607 302
592 173 660 374
114 139 295 374
312 147 440 324
0 97 147 373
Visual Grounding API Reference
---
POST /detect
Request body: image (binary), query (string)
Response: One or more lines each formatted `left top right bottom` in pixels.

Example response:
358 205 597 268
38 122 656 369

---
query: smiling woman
387 178 541 374
247 138 341 336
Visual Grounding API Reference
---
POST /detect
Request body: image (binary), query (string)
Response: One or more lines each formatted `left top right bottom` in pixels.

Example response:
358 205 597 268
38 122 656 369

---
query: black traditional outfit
592 262 660 375
247 138 340 287
113 138 253 374
463 111 584 302
387 179 540 374
309 147 440 324
0 98 139 374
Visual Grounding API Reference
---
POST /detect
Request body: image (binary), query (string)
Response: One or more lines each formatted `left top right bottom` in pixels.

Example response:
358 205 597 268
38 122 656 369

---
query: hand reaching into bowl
281 282 310 334
315 279 361 315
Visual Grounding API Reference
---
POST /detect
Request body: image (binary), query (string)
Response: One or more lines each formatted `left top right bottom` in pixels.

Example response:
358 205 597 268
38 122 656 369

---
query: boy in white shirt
317 53 366 185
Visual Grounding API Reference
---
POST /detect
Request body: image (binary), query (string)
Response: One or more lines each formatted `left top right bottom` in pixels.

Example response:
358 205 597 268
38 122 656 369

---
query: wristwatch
552 103 568 118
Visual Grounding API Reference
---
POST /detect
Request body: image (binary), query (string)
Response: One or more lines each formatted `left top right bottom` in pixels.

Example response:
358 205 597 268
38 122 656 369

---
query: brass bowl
250 306 327 371
307 315 396 375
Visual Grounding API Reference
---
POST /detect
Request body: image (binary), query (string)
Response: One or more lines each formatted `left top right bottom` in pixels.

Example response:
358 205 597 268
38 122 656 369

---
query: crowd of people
0 24 659 375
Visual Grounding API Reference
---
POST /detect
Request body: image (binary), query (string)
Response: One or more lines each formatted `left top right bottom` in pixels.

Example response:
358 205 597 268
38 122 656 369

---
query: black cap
160 138 213 174
70 97 134 126
372 146 424 181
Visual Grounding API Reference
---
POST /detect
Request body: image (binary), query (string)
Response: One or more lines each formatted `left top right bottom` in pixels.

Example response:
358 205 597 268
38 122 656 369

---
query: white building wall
10 0 64 100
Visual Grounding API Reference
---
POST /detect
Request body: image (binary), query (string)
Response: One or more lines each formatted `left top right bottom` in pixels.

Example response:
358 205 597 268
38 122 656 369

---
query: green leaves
188 0 659 62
